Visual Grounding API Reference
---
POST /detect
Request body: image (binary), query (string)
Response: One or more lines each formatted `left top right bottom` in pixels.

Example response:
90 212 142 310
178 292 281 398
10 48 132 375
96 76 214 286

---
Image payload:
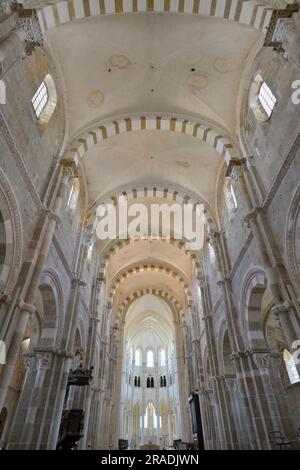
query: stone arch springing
37 0 274 33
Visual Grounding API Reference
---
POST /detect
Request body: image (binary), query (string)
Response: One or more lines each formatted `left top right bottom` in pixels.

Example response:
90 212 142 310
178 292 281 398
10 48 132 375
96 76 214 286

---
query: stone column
198 272 239 449
173 317 191 442
223 375 244 449
232 161 300 345
92 383 105 449
271 301 300 375
127 410 133 447
197 389 213 449
250 349 296 447
207 232 259 448
6 220 91 449
79 274 105 449
0 161 72 414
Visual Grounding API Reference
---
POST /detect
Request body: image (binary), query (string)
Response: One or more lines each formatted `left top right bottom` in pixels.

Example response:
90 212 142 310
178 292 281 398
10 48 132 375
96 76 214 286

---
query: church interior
0 0 300 450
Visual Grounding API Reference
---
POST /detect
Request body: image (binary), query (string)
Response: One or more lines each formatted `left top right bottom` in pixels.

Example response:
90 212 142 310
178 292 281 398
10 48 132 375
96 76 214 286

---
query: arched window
87 240 94 261
147 377 151 388
146 349 154 367
223 177 237 212
135 348 142 366
31 74 57 126
67 178 80 212
249 74 277 122
134 376 137 387
137 377 140 387
159 349 166 366
160 376 166 387
258 81 277 118
151 377 154 388
31 80 48 118
283 349 300 385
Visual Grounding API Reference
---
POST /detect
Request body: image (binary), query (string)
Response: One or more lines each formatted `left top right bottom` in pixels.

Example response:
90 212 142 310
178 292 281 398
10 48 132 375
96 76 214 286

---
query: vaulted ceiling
46 13 260 136
38 5 272 315
124 294 175 352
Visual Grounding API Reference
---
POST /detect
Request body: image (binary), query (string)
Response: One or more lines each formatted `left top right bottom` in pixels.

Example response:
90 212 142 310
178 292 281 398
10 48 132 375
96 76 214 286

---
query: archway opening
120 294 184 449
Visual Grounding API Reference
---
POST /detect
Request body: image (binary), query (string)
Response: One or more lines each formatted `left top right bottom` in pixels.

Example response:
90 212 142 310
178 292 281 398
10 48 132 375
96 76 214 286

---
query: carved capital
271 300 291 316
36 351 53 370
207 230 223 247
17 9 43 56
230 349 250 361
18 300 36 315
217 276 230 288
225 158 246 178
47 211 61 225
24 352 36 369
71 277 81 287
60 159 78 178
0 293 11 304
251 350 272 370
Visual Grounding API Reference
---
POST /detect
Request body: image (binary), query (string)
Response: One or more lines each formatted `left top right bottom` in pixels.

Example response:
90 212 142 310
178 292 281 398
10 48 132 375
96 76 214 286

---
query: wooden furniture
118 439 128 450
269 431 292 450
140 444 160 450
189 392 205 450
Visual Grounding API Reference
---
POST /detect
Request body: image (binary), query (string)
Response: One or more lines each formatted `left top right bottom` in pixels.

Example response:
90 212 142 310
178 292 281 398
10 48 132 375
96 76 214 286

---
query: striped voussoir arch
100 237 201 275
69 115 237 166
108 264 192 305
245 271 267 349
102 237 197 264
37 0 274 33
86 185 215 229
117 288 183 315
0 210 8 291
0 171 22 296
87 184 217 237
